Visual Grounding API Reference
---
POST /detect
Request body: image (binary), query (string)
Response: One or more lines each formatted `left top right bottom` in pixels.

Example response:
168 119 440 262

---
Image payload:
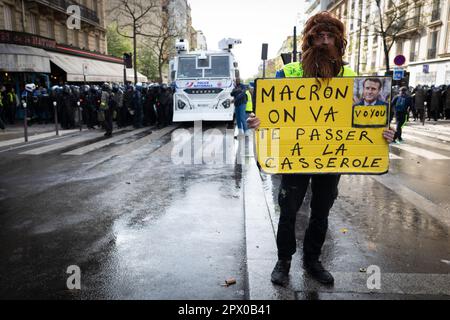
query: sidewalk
0 123 65 142
241 134 450 300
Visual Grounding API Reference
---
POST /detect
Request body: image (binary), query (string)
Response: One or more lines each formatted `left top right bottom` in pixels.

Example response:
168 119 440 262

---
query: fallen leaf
359 268 367 273
225 278 236 286
340 228 348 234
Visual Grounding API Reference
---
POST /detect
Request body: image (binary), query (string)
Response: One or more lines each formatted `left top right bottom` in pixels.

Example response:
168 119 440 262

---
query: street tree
145 16 182 83
108 0 161 83
349 0 432 74
106 22 133 59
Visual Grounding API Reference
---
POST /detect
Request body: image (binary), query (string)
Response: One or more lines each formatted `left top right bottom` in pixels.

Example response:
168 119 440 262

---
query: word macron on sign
255 77 391 174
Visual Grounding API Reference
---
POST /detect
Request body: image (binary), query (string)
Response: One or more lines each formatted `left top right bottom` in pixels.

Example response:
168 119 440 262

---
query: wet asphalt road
260 121 450 299
1 120 450 300
0 123 247 300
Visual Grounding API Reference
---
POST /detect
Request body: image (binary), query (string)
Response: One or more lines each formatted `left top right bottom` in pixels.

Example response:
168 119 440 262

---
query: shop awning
47 51 148 83
0 44 51 73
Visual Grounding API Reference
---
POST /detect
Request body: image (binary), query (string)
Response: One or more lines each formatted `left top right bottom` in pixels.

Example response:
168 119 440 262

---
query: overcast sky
188 0 306 80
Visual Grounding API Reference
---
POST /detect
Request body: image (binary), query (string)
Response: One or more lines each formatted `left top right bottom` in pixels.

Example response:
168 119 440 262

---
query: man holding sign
248 12 395 286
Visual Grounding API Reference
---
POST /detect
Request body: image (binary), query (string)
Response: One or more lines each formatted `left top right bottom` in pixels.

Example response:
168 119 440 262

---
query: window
410 36 419 61
73 30 79 47
431 0 441 21
59 23 67 44
29 14 38 34
3 5 13 31
204 56 230 78
84 32 89 50
47 20 55 38
177 57 202 78
95 35 100 51
428 30 439 59
396 40 404 55
371 50 377 69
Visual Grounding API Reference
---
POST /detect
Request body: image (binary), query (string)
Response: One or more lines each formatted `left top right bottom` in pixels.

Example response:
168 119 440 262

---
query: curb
241 134 296 300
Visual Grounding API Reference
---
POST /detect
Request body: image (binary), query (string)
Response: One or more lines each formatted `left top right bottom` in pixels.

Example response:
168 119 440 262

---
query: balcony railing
31 0 100 25
427 48 437 59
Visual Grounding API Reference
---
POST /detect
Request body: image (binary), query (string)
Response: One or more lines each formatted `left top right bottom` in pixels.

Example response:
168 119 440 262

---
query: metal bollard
53 101 59 136
22 101 28 142
77 101 82 132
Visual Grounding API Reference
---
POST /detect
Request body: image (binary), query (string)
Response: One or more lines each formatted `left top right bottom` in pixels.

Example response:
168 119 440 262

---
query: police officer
158 83 172 127
133 83 143 129
111 83 123 128
39 88 51 124
0 86 5 130
21 84 36 125
100 83 113 137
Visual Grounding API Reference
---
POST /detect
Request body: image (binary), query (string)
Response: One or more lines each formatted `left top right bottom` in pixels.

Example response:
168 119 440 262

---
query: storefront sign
0 30 56 50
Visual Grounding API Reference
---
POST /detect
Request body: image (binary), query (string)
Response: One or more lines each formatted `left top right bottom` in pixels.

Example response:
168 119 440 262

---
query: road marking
389 153 402 159
403 127 450 142
19 128 132 155
62 127 152 156
407 123 450 135
293 272 450 296
0 129 80 148
402 133 450 152
20 132 104 155
371 174 450 228
390 143 450 160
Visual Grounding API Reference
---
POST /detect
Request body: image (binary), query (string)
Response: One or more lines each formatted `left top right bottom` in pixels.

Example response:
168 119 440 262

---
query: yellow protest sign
255 77 391 174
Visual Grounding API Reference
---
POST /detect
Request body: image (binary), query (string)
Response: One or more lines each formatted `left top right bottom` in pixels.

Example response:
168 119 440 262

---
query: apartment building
0 0 145 90
342 0 450 86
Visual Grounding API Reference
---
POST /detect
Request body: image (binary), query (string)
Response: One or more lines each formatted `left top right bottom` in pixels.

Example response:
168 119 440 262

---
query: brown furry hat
302 11 347 55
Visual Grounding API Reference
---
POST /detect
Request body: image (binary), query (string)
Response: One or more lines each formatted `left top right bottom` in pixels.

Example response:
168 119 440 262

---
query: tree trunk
384 45 390 74
133 25 138 84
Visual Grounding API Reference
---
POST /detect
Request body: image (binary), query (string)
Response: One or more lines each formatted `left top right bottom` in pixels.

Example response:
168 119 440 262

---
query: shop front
0 30 147 90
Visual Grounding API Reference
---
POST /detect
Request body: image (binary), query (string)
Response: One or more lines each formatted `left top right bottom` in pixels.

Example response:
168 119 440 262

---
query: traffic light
123 53 133 68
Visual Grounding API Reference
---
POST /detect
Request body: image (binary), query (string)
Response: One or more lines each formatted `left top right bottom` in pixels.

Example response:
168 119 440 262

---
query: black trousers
104 109 113 135
277 174 340 261
394 111 407 141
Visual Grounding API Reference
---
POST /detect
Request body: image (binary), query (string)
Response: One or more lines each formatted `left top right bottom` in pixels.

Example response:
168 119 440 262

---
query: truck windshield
204 56 230 78
178 57 202 78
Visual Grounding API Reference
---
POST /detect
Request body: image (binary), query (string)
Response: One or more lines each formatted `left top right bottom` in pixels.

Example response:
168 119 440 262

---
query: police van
169 38 241 122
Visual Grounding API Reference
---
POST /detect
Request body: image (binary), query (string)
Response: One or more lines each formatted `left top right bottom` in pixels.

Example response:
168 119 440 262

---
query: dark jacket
231 84 248 107
354 99 387 106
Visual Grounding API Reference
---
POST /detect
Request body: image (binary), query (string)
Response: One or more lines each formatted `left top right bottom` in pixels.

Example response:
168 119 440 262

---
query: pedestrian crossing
1 123 450 161
0 125 177 157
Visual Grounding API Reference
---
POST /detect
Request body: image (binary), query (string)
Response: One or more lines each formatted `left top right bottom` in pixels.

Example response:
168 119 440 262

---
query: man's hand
247 113 260 129
383 128 396 143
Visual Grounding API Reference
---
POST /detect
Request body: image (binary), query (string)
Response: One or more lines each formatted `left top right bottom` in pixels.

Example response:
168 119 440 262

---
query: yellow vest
246 90 253 112
282 62 357 78
7 92 14 103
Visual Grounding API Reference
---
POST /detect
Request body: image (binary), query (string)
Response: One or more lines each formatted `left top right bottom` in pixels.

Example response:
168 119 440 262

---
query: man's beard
302 45 343 78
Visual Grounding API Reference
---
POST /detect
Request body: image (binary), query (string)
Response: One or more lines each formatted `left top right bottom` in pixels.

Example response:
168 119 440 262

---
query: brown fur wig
301 11 347 78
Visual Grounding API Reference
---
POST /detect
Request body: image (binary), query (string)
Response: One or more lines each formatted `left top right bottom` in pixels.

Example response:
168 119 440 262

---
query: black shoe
271 259 291 286
303 260 334 285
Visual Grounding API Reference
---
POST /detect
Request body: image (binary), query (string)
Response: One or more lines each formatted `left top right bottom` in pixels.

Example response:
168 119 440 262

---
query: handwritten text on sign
255 77 390 174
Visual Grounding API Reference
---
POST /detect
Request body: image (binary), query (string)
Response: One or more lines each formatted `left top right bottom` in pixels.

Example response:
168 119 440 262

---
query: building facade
0 0 146 92
333 0 450 86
